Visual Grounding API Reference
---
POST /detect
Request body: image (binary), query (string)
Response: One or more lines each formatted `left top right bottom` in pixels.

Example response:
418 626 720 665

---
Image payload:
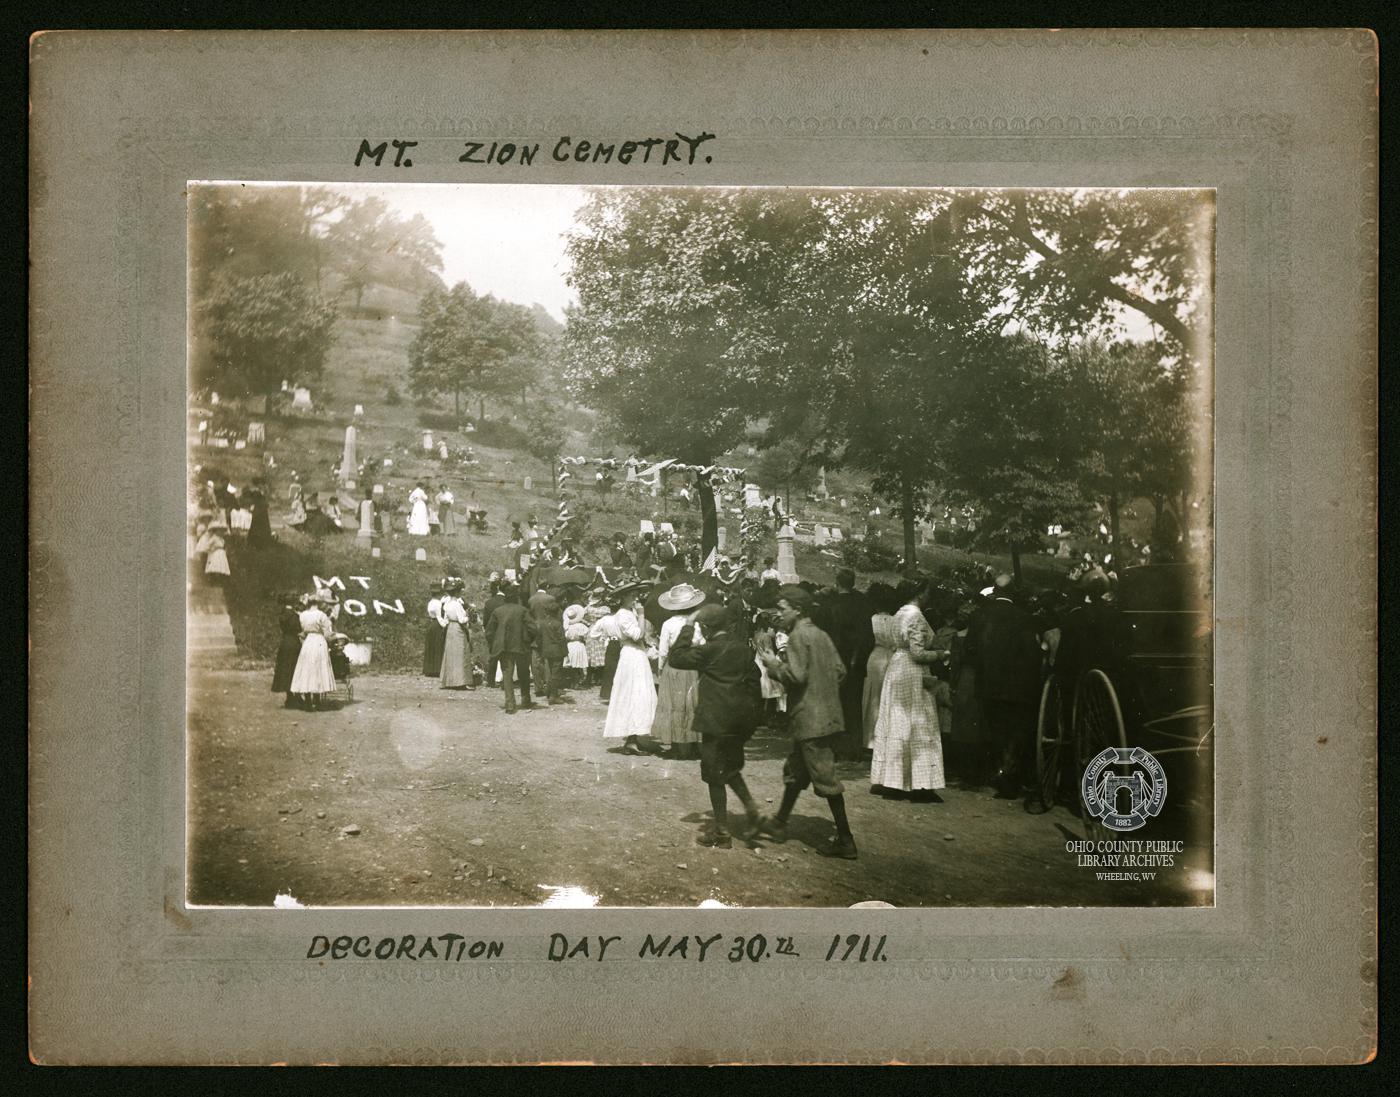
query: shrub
417 409 469 432
385 384 403 406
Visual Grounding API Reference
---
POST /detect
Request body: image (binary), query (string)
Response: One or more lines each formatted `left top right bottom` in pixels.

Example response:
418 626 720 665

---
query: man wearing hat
486 587 539 714
757 584 859 859
965 574 1043 799
667 602 765 847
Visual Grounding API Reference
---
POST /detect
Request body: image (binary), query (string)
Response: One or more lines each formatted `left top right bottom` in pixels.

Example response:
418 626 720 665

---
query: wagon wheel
1029 676 1066 813
1073 669 1127 842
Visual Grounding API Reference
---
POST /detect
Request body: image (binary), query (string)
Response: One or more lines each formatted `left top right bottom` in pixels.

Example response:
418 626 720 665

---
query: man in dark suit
821 568 874 758
966 574 1044 798
481 579 507 690
486 587 538 714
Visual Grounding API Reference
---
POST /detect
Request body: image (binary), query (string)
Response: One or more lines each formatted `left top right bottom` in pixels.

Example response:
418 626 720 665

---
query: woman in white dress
437 580 474 689
870 585 948 801
194 527 230 583
290 600 337 709
407 482 432 536
602 593 657 754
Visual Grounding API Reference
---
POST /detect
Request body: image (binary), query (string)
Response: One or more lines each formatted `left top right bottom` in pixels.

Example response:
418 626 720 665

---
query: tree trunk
1108 489 1121 560
696 471 719 563
1011 548 1023 582
901 470 917 577
477 395 484 424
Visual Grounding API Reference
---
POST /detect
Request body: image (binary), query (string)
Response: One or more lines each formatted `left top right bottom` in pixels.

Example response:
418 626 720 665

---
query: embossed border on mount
29 29 1377 1065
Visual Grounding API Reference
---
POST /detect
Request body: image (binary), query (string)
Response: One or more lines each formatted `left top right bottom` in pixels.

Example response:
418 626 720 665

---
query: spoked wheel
1073 669 1127 841
1029 676 1066 813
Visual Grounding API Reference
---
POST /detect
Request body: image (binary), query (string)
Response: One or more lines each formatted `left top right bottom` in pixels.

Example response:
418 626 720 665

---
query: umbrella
641 571 726 629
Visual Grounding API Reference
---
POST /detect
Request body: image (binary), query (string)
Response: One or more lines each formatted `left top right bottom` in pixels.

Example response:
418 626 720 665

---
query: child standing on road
666 603 765 849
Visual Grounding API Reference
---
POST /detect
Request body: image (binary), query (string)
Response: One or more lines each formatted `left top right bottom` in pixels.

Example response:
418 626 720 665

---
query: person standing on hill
529 589 568 705
437 579 475 691
407 482 431 536
422 580 447 678
436 484 456 536
756 585 858 859
481 578 507 688
486 587 538 714
667 603 765 848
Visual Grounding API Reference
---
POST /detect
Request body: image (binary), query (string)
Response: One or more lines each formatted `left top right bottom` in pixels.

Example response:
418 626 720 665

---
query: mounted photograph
185 181 1215 909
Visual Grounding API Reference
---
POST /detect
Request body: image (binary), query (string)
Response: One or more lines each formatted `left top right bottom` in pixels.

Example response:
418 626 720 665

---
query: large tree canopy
563 185 1211 573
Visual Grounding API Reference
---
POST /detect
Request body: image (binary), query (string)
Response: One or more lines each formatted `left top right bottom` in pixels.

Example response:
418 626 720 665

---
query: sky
325 182 589 322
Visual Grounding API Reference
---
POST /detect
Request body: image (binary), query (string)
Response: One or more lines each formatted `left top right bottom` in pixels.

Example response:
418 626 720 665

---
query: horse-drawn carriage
1034 563 1213 837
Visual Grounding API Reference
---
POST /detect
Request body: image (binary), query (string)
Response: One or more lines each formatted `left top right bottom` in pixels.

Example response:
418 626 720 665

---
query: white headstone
744 483 763 508
659 522 674 535
422 431 433 451
246 421 265 444
639 519 655 535
415 547 427 562
281 379 290 392
625 465 637 482
341 425 358 483
439 442 449 460
291 387 313 411
523 476 533 491
353 404 364 417
505 568 517 582
358 500 374 538
210 392 220 405
814 525 830 546
371 546 381 558
372 483 384 500
775 524 799 583
716 526 728 551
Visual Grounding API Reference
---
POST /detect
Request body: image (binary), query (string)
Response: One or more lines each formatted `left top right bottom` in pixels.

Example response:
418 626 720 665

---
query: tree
522 401 567 483
940 334 1091 580
407 284 546 421
193 272 337 398
750 434 820 515
951 189 1213 361
1059 339 1198 559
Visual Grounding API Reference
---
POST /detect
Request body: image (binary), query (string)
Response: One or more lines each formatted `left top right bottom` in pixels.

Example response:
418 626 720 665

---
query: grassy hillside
197 294 1131 672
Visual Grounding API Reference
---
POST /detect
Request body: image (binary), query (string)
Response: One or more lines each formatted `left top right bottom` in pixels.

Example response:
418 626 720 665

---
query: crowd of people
267 558 1125 859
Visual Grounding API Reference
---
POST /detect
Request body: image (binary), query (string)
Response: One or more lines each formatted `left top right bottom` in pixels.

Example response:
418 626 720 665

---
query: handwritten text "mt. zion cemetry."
354 132 717 169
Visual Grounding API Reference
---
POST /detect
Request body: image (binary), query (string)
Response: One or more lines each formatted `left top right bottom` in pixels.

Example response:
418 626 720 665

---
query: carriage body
1035 563 1213 825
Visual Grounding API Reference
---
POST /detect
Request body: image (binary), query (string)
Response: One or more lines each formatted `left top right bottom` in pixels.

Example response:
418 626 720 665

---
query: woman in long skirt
289 601 337 709
271 594 304 705
603 600 657 754
861 611 900 749
436 485 456 536
438 582 474 689
870 588 948 801
407 483 432 536
649 584 705 759
583 594 611 687
423 580 446 677
196 529 230 585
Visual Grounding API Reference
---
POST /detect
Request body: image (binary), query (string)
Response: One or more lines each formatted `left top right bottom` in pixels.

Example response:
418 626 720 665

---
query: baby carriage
328 633 355 703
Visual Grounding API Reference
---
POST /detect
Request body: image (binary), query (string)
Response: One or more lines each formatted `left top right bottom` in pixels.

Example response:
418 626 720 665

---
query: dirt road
188 670 1211 908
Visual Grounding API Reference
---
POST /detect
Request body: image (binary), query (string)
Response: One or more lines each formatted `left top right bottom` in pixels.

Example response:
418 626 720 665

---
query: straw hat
658 582 707 611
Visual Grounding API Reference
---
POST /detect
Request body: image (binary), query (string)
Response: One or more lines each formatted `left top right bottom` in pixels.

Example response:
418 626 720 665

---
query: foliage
839 536 902 574
384 384 403 406
522 401 567 471
407 283 547 417
193 272 338 397
939 334 1092 562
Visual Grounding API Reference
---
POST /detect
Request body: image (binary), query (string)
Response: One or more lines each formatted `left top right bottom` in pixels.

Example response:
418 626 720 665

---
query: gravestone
372 483 384 501
341 425 357 483
358 500 374 540
246 421 265 444
291 387 312 411
659 522 674 535
639 519 655 535
353 404 364 418
744 483 763 508
421 431 433 452
625 464 637 482
414 548 427 562
523 476 533 491
716 526 727 552
371 546 381 558
439 442 449 460
776 524 799 583
814 525 830 546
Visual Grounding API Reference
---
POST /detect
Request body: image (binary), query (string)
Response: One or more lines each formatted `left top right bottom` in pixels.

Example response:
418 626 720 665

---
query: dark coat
822 590 874 670
528 595 567 659
966 597 1042 703
487 602 537 657
482 593 506 633
666 629 763 740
